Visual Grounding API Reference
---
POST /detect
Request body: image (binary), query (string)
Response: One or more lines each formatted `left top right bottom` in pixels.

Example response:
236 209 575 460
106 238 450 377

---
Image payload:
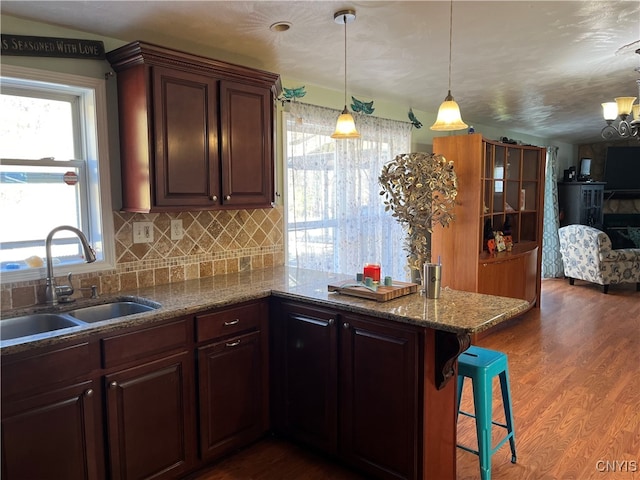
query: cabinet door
478 256 525 300
105 351 196 480
220 81 273 207
2 380 101 480
153 66 220 208
272 301 338 454
198 330 266 461
340 314 420 480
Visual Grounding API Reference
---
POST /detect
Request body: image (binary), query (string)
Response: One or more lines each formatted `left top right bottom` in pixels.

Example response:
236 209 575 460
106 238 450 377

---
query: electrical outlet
171 219 184 240
133 221 154 243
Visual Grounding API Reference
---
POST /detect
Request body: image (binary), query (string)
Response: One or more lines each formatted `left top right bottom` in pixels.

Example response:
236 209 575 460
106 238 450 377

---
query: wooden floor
190 278 640 480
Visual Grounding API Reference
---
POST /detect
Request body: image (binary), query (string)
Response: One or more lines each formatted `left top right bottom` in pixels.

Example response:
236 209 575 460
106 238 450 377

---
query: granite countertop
0 266 531 355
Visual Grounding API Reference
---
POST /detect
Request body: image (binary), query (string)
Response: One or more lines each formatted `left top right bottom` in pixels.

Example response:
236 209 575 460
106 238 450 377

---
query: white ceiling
2 1 640 144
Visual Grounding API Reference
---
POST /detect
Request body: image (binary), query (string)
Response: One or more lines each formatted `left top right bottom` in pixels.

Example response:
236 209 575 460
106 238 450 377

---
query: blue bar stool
457 345 517 480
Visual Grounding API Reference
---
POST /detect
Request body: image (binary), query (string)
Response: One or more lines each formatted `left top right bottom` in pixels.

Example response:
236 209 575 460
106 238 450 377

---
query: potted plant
379 152 458 283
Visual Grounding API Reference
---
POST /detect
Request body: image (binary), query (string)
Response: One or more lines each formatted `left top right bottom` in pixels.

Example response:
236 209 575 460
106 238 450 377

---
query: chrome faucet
45 225 97 305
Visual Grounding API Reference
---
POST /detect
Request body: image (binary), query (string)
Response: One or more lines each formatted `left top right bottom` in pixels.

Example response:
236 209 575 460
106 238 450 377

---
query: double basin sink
1 299 161 342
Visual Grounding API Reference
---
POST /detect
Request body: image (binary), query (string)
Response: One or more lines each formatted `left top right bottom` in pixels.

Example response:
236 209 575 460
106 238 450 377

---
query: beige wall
0 13 576 311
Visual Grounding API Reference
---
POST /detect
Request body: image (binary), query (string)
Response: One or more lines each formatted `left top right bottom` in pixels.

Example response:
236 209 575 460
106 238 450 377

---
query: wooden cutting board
328 280 419 302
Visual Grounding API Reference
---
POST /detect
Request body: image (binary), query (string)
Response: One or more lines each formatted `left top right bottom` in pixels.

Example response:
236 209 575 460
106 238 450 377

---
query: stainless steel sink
0 313 84 341
68 300 159 323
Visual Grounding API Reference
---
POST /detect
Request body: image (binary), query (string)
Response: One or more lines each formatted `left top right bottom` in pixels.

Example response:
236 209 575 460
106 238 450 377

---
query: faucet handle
55 272 75 303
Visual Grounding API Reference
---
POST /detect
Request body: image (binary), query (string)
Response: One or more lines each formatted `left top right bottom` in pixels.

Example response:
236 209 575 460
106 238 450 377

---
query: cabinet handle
211 195 218 201
226 339 241 347
343 322 350 330
109 381 118 389
84 388 94 397
328 318 335 326
225 195 231 201
224 319 240 326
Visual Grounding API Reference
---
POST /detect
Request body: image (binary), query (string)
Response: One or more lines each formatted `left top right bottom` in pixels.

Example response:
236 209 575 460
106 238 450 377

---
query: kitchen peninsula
1 266 530 480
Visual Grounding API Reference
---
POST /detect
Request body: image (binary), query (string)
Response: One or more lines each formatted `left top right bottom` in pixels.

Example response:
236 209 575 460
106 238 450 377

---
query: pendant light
430 0 468 131
331 9 360 139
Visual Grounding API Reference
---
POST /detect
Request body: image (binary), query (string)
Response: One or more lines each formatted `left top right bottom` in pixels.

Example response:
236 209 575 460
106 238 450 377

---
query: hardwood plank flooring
190 279 639 480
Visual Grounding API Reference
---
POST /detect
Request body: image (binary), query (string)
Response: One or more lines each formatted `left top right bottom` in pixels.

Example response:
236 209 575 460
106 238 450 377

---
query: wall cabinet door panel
153 67 219 208
220 81 273 207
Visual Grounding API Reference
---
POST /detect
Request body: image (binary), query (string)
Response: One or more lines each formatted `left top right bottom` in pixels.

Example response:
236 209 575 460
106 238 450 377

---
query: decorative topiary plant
379 152 458 282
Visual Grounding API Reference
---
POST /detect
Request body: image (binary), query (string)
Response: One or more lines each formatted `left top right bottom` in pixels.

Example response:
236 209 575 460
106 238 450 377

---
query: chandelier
601 49 640 140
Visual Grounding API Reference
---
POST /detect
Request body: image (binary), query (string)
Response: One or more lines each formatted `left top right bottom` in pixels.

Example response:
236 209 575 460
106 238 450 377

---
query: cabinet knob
343 322 350 330
109 381 118 389
225 195 231 201
211 195 218 201
84 388 94 397
328 318 335 326
225 339 241 347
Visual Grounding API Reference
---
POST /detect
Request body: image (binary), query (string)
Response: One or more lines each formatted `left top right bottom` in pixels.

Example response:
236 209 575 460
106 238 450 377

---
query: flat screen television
603 146 640 193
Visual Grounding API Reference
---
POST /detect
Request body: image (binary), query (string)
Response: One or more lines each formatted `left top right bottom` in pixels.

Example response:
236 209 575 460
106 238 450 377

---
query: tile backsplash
1 207 284 311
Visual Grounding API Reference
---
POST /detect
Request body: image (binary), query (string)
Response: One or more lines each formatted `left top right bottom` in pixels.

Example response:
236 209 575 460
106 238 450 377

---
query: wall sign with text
1 34 105 59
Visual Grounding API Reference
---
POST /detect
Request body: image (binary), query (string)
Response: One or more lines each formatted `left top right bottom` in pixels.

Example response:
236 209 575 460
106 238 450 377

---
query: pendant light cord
343 14 348 106
448 0 453 92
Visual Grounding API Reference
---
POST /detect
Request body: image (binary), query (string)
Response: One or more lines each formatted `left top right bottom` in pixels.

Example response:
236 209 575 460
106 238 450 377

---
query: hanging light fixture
430 0 468 131
331 9 360 139
601 52 640 140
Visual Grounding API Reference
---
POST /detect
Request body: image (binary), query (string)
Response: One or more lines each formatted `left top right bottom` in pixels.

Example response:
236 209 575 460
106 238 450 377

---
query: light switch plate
171 219 184 240
133 221 154 243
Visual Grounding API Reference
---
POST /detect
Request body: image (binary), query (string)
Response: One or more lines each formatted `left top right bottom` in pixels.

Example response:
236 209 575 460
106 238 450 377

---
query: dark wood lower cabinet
340 314 419 480
1 297 458 480
271 301 338 454
272 301 421 480
105 351 196 480
1 379 101 480
198 330 266 461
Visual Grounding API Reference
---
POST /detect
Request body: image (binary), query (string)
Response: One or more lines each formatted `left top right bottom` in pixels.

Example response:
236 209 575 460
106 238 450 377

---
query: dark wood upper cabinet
106 41 281 212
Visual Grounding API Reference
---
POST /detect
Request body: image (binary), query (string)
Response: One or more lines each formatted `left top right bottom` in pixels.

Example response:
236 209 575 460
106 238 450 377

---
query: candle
363 263 381 283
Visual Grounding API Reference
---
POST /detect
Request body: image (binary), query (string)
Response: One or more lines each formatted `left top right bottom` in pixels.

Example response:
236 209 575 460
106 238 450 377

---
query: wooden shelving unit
432 133 546 307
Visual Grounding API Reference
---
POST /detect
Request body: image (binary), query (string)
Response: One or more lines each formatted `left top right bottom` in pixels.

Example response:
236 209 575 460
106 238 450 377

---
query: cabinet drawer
196 302 262 342
102 319 189 369
1 341 98 399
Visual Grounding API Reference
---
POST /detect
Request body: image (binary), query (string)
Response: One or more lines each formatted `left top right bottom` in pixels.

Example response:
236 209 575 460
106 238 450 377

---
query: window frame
0 64 115 283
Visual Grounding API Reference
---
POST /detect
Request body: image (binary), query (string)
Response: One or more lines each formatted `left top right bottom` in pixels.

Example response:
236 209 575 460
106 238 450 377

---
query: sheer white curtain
285 102 413 280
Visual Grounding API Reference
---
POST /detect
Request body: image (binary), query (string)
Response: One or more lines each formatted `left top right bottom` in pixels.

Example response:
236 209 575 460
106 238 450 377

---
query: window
285 103 412 281
0 65 114 282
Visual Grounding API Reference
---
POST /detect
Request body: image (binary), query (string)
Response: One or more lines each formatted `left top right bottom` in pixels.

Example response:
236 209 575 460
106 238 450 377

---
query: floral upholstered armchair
558 224 640 294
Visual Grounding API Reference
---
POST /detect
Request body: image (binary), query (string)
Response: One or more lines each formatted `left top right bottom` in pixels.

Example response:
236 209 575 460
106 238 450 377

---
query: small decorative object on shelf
503 215 512 236
494 231 506 252
483 219 494 251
